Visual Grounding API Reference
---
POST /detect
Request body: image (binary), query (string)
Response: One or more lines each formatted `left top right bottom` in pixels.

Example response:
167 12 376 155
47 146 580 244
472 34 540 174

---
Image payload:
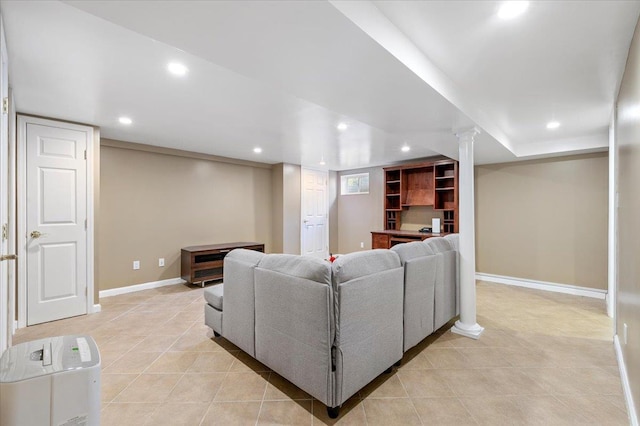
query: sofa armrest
222 249 264 356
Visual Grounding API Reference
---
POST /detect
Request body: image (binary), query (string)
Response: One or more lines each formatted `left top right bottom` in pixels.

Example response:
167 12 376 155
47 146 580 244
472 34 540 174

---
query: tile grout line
254 371 272 426
457 397 482 425
103 298 201 418
395 369 425 425
199 355 237 426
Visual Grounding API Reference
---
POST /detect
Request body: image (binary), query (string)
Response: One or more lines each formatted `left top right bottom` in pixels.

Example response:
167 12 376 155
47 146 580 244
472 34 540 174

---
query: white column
451 127 484 339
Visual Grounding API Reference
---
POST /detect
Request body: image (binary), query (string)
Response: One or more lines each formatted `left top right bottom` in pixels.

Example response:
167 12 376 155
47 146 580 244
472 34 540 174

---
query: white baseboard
92 304 101 313
99 277 186 298
475 272 606 299
614 335 638 426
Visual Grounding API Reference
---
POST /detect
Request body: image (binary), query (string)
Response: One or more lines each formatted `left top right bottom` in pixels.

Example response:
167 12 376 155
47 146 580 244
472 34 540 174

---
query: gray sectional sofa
390 235 459 352
204 234 458 418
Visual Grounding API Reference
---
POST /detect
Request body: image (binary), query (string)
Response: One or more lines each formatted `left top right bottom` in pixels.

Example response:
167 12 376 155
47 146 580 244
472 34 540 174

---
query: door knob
0 254 17 261
30 230 42 238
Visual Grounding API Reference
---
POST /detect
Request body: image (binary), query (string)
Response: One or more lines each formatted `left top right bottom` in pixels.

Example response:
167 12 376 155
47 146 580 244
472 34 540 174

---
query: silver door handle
30 230 46 238
0 254 17 261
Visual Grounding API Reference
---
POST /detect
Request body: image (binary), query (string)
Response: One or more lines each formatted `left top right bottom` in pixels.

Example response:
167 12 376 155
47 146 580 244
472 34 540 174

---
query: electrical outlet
360 242 364 248
624 323 628 345
133 260 140 270
159 258 165 267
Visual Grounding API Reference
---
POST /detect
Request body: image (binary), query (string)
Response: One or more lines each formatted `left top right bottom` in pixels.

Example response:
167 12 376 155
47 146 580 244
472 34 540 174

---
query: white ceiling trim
329 0 516 155
514 132 608 158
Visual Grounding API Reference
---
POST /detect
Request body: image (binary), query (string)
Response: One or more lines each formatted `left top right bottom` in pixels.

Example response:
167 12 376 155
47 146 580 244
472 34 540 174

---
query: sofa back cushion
331 250 404 405
392 242 438 351
391 241 434 264
254 254 334 404
444 233 459 251
423 238 457 329
222 249 265 356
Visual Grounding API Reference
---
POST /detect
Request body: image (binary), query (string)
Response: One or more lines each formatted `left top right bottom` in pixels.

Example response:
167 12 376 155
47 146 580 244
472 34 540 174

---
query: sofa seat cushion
204 284 224 310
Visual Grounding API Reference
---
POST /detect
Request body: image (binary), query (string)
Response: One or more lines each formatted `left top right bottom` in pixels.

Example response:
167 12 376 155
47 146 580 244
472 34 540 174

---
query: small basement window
341 173 369 195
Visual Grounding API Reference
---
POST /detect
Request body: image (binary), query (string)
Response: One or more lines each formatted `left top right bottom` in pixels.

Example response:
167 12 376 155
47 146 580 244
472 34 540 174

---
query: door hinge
84 150 87 160
84 219 87 229
1 223 7 241
2 97 7 115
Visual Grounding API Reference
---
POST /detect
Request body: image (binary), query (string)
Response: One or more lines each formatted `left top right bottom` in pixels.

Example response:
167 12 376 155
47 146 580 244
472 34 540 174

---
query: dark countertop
371 230 447 238
182 242 264 252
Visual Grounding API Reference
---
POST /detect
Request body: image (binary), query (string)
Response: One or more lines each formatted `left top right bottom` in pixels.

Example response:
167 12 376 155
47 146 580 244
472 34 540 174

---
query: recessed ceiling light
401 145 411 153
319 160 326 166
546 121 560 129
253 147 262 154
337 122 348 131
497 1 529 20
167 62 188 76
118 117 132 125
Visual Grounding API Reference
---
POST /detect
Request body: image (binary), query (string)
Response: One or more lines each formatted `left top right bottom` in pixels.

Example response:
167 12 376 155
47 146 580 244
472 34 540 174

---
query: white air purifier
0 335 101 426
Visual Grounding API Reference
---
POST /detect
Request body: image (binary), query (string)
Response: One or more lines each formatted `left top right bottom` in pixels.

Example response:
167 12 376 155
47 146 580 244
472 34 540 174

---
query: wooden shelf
383 159 458 233
181 242 264 286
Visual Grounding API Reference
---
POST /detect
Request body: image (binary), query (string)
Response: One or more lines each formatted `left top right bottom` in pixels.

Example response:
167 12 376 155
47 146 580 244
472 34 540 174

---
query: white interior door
0 18 9 352
25 121 88 325
301 168 328 259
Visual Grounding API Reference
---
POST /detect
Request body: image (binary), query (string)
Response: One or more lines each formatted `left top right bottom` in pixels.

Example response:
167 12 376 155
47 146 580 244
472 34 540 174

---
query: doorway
0 18 10 352
17 115 95 326
301 168 329 259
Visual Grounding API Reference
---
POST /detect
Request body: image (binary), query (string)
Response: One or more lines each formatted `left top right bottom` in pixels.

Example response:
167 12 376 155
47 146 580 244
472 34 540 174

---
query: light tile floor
13 281 629 425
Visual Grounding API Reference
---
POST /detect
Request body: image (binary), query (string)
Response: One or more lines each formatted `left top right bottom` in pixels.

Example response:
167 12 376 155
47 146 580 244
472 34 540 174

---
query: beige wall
328 170 339 254
475 153 608 290
616 16 640 419
400 206 444 232
270 164 284 253
99 140 272 290
270 163 302 255
335 155 608 290
282 164 301 254
337 166 384 253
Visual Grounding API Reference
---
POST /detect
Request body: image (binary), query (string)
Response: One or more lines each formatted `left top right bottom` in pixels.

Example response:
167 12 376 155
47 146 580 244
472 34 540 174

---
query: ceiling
2 1 639 170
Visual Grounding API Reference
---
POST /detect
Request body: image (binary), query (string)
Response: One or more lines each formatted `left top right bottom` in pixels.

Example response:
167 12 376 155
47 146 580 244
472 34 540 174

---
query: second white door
301 168 328 259
25 119 88 325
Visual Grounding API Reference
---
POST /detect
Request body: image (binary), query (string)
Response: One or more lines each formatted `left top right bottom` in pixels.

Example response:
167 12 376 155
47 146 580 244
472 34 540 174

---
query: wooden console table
371 230 446 249
181 242 264 286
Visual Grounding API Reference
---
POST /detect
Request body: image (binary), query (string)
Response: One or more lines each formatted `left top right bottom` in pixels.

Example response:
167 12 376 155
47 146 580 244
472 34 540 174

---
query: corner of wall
282 164 301 254
93 127 100 303
270 163 284 253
